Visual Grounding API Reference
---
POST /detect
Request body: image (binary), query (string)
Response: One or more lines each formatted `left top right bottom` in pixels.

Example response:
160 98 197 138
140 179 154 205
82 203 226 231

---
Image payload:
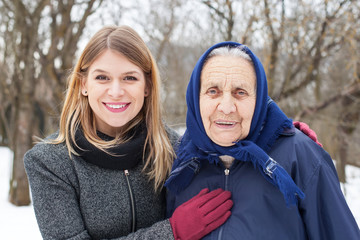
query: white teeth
106 104 126 109
216 121 235 125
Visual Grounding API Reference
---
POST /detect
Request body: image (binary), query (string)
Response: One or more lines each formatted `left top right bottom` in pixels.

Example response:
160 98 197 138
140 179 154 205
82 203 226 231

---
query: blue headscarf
165 42 304 206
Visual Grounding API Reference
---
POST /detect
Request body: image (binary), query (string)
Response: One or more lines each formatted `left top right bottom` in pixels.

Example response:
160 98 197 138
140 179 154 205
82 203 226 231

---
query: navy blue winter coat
167 128 360 239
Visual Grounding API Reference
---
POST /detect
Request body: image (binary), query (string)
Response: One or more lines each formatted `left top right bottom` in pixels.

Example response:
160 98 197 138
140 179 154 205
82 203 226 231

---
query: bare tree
277 0 352 100
202 0 235 41
131 0 199 127
0 0 102 206
266 0 359 182
261 0 286 93
140 0 183 62
201 0 261 44
0 0 50 206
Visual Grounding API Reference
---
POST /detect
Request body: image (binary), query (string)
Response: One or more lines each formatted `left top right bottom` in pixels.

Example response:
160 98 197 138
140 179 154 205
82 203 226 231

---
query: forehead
201 56 256 87
89 50 141 72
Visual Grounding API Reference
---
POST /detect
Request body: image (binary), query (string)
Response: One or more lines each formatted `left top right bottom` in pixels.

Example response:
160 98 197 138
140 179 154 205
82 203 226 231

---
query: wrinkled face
82 49 148 136
199 56 256 146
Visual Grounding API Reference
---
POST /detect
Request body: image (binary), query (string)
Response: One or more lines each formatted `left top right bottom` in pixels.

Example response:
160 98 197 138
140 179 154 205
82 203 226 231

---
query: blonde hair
52 25 175 191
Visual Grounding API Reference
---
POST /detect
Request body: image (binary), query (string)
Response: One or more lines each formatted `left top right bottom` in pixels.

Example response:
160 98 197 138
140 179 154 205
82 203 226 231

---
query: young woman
24 26 232 240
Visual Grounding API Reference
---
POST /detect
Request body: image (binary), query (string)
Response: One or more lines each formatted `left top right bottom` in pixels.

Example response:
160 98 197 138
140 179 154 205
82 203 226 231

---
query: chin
214 140 237 147
106 122 127 128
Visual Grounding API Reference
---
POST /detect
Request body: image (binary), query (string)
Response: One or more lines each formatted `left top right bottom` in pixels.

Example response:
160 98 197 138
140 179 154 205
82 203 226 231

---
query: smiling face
82 49 148 136
199 55 256 146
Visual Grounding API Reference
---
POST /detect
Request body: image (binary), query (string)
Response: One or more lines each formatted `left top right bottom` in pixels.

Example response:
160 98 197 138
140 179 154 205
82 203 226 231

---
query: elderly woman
165 42 360 239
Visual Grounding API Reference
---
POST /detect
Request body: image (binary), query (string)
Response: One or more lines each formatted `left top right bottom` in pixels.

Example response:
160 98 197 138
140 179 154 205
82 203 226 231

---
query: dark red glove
293 121 323 147
170 188 233 240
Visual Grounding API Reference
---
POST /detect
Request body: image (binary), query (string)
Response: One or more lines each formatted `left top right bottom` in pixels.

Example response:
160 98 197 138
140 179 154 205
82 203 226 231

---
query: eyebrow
202 79 252 89
91 69 142 75
201 80 219 88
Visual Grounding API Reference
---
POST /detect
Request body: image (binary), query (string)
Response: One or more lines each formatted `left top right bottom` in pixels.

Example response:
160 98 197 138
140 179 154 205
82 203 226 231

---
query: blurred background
0 0 359 221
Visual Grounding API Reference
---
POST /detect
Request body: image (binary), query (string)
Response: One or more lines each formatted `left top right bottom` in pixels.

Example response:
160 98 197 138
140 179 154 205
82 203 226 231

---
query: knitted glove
170 188 233 240
293 121 323 147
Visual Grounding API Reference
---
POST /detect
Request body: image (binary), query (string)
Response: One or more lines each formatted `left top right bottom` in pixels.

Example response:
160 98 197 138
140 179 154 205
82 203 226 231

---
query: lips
215 121 235 125
106 103 127 109
104 102 130 113
214 119 238 128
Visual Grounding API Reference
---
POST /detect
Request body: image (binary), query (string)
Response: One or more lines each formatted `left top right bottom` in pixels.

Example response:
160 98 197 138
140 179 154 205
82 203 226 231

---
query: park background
0 0 359 238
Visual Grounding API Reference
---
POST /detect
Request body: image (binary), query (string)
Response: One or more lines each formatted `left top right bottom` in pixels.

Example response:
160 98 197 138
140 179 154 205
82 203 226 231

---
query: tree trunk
336 127 347 183
0 0 101 206
9 97 34 206
335 86 360 183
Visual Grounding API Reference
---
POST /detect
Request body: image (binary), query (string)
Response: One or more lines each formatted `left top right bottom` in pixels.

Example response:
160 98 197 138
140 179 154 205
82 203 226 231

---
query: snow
0 147 42 239
0 146 359 239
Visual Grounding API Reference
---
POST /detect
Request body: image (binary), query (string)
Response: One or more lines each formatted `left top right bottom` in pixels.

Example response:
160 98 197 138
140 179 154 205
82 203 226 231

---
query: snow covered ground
0 146 359 239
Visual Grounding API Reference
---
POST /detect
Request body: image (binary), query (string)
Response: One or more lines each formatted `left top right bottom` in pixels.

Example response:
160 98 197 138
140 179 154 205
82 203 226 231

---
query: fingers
170 188 233 240
200 190 231 213
195 188 225 207
293 121 300 128
294 121 323 147
203 199 233 224
197 188 210 196
181 188 209 207
205 210 231 233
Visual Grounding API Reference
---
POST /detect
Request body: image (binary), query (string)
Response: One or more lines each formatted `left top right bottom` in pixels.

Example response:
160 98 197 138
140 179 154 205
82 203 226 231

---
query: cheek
244 99 256 124
135 89 146 102
133 82 146 95
87 81 105 94
87 88 103 104
199 97 211 119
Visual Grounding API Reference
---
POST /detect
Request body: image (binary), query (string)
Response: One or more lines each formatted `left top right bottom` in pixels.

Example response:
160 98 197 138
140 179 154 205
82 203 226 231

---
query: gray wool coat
24 129 179 240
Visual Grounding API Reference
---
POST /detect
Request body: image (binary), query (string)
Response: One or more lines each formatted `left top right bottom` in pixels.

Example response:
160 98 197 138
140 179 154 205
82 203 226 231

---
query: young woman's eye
95 75 109 81
124 76 137 81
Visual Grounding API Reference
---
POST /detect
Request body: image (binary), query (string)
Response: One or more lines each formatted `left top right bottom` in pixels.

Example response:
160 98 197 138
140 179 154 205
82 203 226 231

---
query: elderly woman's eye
236 89 247 96
207 88 218 95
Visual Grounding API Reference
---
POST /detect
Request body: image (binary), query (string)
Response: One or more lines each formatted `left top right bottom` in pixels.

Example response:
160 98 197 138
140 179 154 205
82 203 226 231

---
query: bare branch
202 0 234 40
240 15 257 45
279 0 351 100
263 0 275 39
202 0 226 19
295 82 360 119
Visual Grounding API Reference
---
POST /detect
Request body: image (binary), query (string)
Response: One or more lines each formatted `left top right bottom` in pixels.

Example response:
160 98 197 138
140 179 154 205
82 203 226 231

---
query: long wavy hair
51 25 175 191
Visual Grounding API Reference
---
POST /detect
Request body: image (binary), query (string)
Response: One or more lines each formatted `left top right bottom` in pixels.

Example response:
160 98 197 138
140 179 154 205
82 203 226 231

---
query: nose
108 80 125 97
217 93 236 115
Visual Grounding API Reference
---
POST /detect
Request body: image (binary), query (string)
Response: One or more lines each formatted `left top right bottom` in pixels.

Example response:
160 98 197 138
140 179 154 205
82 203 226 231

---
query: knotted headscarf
165 42 304 207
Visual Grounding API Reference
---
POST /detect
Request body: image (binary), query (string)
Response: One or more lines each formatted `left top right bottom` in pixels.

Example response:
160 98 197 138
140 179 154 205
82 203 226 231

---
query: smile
106 103 127 109
104 102 130 113
215 121 236 125
214 119 238 129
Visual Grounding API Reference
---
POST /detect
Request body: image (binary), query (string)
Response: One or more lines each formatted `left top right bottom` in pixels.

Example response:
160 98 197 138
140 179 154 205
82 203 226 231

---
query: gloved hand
170 188 233 240
293 121 323 147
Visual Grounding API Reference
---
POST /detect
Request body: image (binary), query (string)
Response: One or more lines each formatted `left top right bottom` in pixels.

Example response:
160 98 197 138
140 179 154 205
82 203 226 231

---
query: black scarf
73 125 147 170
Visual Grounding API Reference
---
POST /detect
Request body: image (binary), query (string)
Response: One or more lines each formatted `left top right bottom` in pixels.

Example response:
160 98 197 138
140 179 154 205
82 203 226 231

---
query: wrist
169 217 180 240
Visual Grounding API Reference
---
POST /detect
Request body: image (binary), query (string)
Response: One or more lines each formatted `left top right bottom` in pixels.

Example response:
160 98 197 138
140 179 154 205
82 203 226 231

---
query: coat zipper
218 168 230 240
124 170 136 233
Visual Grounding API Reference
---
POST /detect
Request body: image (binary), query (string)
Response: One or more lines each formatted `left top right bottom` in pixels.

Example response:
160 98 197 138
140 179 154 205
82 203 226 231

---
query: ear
144 86 150 97
81 77 88 96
